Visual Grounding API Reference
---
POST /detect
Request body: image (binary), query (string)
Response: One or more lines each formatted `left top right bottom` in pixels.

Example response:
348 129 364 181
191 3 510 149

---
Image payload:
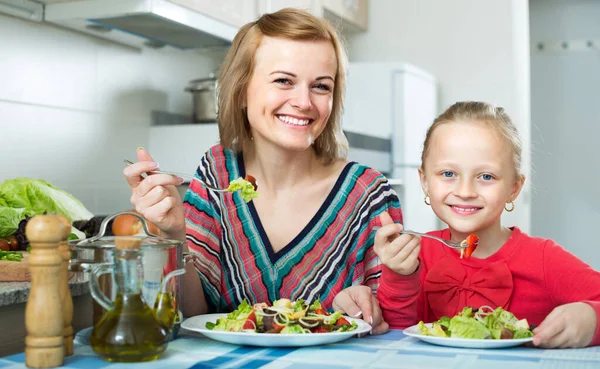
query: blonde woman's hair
421 101 523 176
217 8 349 164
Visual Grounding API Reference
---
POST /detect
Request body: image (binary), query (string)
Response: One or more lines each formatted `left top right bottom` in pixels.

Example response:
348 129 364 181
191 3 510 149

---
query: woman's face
245 36 337 153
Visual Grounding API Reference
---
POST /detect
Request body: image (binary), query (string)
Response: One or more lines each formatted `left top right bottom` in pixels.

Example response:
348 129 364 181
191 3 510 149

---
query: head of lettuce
0 178 93 238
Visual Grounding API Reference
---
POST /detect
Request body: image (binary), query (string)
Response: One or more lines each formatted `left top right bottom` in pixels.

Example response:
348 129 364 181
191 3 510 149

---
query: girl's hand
124 148 186 240
374 212 421 276
332 285 389 335
533 302 598 348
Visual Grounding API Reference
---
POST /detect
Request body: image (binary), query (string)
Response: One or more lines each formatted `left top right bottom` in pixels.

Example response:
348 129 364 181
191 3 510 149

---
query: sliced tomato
245 175 258 191
311 326 330 333
241 310 257 330
335 317 350 326
315 308 328 315
463 234 479 259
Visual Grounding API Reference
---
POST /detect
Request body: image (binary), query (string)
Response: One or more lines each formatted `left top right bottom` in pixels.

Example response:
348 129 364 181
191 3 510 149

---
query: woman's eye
442 171 454 178
274 78 292 85
313 83 331 92
480 174 494 181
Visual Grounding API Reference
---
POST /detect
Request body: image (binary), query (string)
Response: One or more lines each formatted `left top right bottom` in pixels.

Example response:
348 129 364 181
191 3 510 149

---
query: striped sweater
183 145 402 313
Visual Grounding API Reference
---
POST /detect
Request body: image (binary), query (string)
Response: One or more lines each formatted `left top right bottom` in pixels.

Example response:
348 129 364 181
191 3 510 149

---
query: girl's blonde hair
421 101 523 176
217 8 349 164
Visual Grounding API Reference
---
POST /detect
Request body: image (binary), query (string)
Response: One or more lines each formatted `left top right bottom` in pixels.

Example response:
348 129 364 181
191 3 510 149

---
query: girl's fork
372 227 468 249
124 159 229 193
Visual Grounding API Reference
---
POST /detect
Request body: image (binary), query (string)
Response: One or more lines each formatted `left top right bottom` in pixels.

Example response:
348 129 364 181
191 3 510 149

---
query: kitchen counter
0 279 89 307
0 276 93 357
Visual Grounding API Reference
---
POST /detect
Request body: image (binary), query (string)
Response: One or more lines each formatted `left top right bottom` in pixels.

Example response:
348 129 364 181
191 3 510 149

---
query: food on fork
459 234 479 259
205 298 358 334
226 175 259 202
418 306 534 340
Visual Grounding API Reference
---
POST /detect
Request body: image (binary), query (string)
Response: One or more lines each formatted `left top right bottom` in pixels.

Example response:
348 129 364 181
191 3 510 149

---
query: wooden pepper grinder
25 215 65 368
56 215 74 356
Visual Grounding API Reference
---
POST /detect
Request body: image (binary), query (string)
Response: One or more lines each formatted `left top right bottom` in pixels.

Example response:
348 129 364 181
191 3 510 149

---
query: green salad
226 176 259 203
418 306 534 340
206 298 358 334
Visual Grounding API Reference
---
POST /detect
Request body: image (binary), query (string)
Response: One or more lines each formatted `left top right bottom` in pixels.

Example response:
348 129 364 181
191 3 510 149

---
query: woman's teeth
278 115 311 126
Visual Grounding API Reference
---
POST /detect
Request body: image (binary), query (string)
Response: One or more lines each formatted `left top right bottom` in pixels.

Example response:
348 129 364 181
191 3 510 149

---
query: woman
124 8 400 335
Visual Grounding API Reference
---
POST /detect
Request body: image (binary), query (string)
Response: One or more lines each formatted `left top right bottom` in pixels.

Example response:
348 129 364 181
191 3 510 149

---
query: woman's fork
124 159 229 193
372 227 469 249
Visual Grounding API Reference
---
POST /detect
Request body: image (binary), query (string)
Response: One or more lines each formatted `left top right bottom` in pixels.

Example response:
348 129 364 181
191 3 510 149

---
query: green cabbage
0 178 93 238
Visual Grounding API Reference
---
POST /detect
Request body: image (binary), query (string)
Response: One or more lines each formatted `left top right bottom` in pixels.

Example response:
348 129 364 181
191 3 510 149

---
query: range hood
44 0 238 50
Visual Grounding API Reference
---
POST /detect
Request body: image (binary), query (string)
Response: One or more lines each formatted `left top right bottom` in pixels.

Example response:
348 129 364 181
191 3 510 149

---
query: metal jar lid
68 211 181 250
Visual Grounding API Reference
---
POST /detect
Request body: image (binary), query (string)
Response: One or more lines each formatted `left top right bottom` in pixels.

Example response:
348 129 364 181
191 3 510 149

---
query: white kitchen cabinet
257 0 367 32
321 0 367 31
257 0 314 14
148 124 220 176
169 0 257 28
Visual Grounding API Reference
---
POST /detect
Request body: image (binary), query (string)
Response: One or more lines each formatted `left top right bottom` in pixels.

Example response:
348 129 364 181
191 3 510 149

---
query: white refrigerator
344 62 441 231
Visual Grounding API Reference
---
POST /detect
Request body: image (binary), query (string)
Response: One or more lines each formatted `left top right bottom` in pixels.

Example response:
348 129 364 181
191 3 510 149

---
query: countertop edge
0 279 89 307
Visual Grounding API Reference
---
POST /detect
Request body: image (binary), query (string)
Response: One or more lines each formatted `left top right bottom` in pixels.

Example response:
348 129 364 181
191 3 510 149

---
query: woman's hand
332 285 389 335
374 212 421 276
533 302 598 348
124 148 186 240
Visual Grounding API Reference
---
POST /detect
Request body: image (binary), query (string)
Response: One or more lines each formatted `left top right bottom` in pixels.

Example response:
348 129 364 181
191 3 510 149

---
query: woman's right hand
374 211 421 276
124 148 186 240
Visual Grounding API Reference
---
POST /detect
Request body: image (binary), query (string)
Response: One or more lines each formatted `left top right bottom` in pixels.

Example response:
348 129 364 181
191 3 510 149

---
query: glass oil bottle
89 237 168 362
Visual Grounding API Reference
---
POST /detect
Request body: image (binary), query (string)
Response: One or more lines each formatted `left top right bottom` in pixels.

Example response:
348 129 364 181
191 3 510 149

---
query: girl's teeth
278 115 310 126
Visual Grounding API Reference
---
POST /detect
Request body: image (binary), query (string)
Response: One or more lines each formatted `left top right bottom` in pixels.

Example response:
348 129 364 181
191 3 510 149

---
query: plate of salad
181 298 371 347
403 306 535 349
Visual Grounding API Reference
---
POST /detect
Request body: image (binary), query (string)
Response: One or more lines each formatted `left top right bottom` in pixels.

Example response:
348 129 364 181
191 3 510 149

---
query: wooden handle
56 215 74 356
25 215 65 368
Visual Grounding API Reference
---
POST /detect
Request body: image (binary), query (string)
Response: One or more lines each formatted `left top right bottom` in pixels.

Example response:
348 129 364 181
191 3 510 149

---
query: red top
378 227 600 346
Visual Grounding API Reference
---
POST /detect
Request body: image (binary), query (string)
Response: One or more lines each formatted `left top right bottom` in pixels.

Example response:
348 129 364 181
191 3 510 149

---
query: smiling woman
124 8 402 337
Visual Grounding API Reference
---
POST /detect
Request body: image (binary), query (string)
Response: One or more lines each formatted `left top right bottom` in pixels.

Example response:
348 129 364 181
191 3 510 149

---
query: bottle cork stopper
115 237 142 250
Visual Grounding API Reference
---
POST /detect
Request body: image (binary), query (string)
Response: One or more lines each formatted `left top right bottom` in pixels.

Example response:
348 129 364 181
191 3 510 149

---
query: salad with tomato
205 298 358 334
418 306 534 340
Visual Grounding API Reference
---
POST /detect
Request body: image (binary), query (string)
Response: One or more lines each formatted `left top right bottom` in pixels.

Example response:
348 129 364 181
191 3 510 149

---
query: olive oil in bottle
90 238 168 362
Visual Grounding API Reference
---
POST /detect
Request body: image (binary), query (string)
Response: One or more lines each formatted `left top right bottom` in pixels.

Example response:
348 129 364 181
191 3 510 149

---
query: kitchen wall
346 0 532 233
0 14 220 215
529 0 600 269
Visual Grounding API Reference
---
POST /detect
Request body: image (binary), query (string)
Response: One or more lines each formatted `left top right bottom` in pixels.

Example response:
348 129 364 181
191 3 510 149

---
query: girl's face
419 121 524 238
245 36 337 153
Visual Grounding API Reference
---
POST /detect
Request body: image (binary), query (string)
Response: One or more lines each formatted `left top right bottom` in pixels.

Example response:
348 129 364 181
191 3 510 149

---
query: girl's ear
509 174 526 202
419 166 429 195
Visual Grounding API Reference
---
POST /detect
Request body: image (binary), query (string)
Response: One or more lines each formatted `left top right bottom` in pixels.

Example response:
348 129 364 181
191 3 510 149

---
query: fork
372 227 468 249
124 159 229 193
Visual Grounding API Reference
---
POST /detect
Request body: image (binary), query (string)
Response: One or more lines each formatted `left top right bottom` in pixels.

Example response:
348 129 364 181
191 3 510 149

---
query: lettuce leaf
449 315 490 339
0 178 93 238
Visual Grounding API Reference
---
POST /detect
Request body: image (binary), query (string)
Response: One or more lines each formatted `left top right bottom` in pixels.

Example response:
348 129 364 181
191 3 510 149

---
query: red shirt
377 227 600 346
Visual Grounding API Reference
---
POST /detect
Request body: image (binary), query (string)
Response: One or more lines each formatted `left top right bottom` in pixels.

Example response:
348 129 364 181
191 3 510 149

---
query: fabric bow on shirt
423 256 514 319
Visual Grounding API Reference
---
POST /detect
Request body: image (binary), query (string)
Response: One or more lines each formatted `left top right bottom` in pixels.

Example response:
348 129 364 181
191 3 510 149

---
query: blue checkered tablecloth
1 329 599 368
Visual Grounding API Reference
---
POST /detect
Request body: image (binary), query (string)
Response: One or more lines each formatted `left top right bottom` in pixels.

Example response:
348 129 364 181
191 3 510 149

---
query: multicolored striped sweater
183 145 402 313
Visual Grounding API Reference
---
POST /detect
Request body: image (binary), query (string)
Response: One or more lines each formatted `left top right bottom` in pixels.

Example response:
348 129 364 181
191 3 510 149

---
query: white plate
181 313 371 347
403 323 534 349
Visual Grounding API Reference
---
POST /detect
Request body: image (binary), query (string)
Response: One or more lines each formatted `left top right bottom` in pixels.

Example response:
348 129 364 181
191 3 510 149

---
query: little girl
374 101 600 348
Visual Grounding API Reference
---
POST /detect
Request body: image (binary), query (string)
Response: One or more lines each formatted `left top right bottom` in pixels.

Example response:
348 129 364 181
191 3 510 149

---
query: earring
424 194 431 206
505 201 515 212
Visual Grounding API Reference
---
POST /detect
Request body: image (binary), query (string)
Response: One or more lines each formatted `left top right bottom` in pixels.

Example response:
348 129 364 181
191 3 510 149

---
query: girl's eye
480 174 494 181
442 171 455 178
